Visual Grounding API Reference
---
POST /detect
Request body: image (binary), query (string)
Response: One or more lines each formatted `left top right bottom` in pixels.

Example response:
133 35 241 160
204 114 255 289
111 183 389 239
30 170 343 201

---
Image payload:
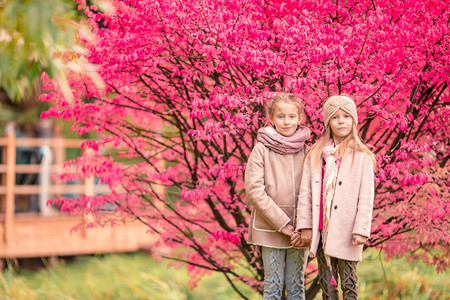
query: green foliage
0 0 77 102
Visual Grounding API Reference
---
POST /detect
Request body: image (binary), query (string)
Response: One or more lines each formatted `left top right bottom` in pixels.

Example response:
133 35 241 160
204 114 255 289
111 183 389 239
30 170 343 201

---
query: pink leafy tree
42 0 449 298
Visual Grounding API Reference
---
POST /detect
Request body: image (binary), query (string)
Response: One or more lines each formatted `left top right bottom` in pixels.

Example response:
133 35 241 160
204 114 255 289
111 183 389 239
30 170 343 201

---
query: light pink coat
296 149 374 261
245 142 309 248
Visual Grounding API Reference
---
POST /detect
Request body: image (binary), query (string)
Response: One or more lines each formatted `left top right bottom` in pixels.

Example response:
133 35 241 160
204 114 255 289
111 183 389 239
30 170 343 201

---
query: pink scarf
257 126 310 154
322 142 341 240
321 141 341 286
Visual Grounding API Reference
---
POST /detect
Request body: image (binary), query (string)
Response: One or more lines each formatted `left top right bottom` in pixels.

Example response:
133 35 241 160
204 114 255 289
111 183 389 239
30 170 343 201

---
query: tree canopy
42 0 449 297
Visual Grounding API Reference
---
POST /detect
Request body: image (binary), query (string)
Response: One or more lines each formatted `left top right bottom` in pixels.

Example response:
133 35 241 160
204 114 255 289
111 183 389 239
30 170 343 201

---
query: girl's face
329 109 353 140
270 102 302 137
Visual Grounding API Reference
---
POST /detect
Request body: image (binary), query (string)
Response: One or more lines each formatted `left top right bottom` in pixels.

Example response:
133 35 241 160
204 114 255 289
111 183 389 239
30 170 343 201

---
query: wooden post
4 123 16 243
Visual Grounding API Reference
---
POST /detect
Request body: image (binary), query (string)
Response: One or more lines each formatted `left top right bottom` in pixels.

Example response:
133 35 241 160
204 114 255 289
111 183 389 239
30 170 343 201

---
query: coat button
338 181 342 185
334 205 338 209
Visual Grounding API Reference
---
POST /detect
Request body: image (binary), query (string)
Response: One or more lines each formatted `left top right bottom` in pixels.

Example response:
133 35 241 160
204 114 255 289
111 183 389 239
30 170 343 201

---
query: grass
0 253 258 300
1 249 448 300
356 250 449 300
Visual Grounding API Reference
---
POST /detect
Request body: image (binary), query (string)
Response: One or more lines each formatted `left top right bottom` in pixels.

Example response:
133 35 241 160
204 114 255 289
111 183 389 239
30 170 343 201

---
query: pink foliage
211 231 241 246
42 0 449 296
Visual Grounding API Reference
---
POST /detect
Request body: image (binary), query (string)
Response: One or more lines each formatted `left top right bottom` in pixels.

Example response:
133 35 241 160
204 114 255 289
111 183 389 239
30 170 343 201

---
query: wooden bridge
0 125 155 259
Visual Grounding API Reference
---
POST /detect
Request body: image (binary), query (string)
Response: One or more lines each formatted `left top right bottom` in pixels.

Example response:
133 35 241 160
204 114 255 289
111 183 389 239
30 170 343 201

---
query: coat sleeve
245 143 290 231
296 153 313 230
352 153 375 238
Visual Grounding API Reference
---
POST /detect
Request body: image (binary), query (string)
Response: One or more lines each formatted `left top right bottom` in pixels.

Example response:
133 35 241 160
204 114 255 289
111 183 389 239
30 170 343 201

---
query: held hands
280 224 295 237
290 232 304 247
290 229 312 248
289 230 367 246
352 234 368 245
289 231 367 247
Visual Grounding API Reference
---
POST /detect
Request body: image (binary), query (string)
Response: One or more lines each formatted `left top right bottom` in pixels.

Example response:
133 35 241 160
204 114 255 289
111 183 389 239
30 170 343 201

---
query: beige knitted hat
323 95 358 128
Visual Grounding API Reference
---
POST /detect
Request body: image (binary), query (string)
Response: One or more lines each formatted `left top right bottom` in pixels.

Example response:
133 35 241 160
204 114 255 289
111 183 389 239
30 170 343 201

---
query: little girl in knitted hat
292 95 376 299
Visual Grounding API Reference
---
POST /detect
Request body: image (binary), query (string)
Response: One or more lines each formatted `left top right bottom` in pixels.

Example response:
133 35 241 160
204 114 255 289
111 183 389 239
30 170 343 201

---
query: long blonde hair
309 116 376 169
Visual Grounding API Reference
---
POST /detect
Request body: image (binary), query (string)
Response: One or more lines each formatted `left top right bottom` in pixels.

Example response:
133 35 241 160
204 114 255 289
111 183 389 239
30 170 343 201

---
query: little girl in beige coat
292 95 376 300
245 92 310 300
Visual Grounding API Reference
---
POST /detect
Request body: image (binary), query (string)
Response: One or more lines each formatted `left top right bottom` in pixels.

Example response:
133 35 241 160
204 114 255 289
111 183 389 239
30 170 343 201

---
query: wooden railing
0 124 157 259
0 126 108 243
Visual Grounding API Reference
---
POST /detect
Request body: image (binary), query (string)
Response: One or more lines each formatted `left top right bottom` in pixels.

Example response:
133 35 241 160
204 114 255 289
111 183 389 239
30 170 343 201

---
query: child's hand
280 224 295 237
300 229 312 243
352 234 368 245
290 232 305 247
